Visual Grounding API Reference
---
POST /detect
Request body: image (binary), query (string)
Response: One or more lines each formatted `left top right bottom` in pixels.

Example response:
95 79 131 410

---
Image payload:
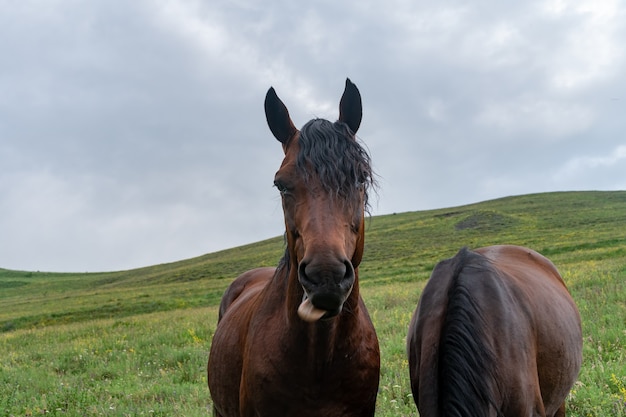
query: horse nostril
298 261 310 285
333 261 347 285
342 260 354 283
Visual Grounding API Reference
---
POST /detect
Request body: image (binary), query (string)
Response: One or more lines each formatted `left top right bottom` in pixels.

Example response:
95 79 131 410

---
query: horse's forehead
279 132 300 165
278 134 311 177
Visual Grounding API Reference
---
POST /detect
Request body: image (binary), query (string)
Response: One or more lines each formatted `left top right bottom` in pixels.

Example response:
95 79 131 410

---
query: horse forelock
296 118 376 213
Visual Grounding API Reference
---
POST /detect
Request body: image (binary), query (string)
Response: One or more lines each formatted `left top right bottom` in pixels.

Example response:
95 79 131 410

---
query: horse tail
438 247 503 417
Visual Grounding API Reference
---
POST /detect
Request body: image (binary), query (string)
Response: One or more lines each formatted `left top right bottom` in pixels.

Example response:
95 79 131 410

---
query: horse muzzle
297 258 355 322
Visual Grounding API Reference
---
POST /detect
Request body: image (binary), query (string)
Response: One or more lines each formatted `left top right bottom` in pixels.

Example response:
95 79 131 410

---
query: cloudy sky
1 0 625 272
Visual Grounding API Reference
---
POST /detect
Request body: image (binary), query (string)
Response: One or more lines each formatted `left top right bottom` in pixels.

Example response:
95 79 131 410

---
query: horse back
475 245 565 291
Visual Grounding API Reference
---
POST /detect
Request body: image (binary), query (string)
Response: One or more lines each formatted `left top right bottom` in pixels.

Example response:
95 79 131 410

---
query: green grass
1 191 626 416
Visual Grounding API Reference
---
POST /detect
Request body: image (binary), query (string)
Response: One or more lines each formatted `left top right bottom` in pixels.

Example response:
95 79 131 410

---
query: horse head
264 79 374 322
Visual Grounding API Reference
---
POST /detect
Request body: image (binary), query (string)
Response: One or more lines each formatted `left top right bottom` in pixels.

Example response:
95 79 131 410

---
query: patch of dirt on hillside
455 211 518 231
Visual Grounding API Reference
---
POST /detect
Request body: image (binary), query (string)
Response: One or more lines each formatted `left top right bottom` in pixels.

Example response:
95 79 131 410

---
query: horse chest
242 365 368 417
240 330 374 414
248 331 350 384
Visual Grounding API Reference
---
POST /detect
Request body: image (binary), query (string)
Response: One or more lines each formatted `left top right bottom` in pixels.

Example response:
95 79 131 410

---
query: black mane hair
296 118 376 212
439 247 503 417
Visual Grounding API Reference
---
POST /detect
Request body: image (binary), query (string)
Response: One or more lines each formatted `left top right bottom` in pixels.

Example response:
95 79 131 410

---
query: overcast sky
1 0 625 272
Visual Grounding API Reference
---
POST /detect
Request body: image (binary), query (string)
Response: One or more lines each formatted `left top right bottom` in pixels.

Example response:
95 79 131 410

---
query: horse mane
439 247 503 417
297 119 376 213
276 245 291 275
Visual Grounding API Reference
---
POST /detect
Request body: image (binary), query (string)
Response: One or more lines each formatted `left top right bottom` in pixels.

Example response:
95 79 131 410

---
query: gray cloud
1 0 625 271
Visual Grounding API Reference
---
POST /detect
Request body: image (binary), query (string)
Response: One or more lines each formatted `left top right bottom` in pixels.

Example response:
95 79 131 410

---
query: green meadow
1 191 625 416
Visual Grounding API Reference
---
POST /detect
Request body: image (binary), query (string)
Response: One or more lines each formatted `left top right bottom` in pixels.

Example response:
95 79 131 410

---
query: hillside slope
1 190 625 332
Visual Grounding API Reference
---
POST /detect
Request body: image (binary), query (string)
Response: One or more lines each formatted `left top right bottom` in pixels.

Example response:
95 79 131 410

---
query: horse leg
552 402 566 417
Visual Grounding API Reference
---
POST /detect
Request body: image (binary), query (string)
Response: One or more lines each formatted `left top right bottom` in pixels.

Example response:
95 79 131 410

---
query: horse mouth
297 293 343 322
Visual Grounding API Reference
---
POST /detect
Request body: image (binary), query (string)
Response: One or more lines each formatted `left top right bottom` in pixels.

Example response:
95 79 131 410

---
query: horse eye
274 180 289 194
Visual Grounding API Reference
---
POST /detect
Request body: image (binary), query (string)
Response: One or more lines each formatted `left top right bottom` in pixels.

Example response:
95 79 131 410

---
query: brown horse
407 245 582 417
208 79 380 417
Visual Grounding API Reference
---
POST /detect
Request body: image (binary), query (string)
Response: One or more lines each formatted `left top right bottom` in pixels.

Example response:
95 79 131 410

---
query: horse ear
265 87 297 146
339 78 362 134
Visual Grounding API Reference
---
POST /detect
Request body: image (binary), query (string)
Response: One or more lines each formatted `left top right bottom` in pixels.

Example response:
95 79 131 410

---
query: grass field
1 191 625 416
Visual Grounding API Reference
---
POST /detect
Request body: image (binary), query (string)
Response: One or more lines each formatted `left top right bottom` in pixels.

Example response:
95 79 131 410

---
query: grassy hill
1 190 625 416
